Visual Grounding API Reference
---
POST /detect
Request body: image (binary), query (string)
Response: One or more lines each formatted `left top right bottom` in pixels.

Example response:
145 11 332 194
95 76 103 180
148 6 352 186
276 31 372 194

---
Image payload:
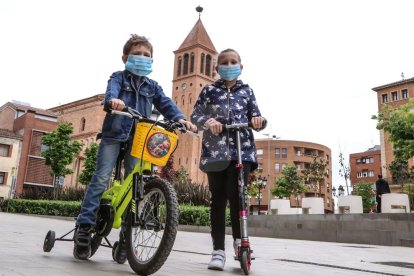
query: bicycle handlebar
110 107 200 137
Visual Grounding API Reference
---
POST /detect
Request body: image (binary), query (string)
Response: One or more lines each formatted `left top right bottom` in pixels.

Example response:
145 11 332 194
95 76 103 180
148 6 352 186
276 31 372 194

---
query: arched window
174 97 178 105
177 57 182 77
200 53 205 74
189 94 192 105
190 53 195 73
181 95 185 106
183 53 189 75
206 55 212 76
80 117 86 132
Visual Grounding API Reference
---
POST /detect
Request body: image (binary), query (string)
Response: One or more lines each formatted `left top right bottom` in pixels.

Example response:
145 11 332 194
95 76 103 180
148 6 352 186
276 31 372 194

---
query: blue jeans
76 138 138 226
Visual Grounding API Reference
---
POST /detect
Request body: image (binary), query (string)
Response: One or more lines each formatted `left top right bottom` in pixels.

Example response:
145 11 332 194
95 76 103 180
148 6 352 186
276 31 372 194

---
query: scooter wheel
240 250 250 275
43 230 55 252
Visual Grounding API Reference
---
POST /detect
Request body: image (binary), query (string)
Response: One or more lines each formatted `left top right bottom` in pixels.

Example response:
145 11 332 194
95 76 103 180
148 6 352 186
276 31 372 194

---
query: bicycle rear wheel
126 177 179 275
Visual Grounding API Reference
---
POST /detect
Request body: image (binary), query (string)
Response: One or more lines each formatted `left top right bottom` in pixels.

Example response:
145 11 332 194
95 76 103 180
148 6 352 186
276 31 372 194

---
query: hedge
1 199 231 227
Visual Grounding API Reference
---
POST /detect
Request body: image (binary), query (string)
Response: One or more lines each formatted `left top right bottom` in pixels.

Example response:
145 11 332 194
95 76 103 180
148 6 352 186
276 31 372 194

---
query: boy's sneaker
233 239 241 258
73 224 92 260
207 250 226 271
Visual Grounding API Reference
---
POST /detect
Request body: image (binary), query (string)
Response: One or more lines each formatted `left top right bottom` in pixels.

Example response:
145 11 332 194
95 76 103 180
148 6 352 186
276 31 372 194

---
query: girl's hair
217 48 241 63
123 34 153 56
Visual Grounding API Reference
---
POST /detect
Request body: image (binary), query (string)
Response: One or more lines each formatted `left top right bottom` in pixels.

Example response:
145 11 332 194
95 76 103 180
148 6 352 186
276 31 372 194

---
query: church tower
171 7 217 184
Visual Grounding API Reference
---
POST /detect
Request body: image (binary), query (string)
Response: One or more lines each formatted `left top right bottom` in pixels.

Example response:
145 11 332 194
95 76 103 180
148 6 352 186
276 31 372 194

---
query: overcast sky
1 0 413 189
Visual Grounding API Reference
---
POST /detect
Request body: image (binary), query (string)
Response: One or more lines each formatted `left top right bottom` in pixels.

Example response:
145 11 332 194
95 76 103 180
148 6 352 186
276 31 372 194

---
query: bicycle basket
131 121 178 166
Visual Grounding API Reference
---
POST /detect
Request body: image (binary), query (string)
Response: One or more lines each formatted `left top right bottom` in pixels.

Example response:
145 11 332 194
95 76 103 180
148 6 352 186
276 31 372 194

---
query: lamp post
332 185 345 197
257 176 267 215
263 133 279 213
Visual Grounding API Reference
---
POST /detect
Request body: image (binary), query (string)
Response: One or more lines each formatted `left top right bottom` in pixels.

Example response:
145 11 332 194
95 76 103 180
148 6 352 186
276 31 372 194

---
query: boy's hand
110 99 126 111
205 118 223 135
178 119 197 132
251 116 266 130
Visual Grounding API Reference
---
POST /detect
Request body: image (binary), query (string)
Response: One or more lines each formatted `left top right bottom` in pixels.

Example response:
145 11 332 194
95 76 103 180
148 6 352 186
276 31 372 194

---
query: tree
271 165 307 206
302 156 329 197
373 98 414 161
78 142 99 185
353 182 375 212
338 151 350 195
41 122 83 186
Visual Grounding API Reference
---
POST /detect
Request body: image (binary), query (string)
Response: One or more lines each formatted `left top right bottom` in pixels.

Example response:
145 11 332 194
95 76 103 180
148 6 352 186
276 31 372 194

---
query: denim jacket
191 79 262 172
102 70 185 141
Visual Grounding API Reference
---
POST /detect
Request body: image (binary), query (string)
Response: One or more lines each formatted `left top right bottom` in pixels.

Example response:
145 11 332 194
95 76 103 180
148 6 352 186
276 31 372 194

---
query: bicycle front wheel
126 177 179 275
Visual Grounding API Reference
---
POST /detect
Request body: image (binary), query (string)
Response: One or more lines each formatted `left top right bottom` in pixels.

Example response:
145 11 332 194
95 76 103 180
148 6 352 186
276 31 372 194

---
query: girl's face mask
125 55 153 76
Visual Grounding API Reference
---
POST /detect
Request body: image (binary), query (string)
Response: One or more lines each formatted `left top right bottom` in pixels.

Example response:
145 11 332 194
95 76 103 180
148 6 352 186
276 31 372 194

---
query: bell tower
171 6 218 184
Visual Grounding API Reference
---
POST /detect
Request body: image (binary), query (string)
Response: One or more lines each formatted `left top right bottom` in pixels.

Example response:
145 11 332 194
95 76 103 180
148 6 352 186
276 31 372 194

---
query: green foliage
373 98 414 160
171 167 210 206
354 182 375 212
6 199 81 217
271 165 307 199
403 184 414 210
41 122 83 178
78 142 99 185
4 199 228 227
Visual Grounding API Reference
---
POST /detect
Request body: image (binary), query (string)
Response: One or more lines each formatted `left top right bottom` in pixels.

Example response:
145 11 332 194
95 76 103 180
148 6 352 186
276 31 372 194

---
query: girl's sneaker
208 250 226 271
233 239 241 258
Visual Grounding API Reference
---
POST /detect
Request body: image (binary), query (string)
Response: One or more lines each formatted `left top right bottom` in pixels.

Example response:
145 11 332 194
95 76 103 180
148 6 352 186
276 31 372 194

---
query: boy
191 48 266 270
74 34 196 260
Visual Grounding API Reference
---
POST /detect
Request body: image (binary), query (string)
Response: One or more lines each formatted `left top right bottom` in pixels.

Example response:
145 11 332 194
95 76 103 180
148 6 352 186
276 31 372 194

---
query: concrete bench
269 199 302 215
381 193 410 213
337 195 363 214
301 197 324 214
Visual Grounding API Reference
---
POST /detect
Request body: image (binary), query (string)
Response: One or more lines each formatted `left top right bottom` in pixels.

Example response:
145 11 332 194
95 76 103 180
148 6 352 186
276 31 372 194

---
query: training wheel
43 230 56 252
240 250 250 275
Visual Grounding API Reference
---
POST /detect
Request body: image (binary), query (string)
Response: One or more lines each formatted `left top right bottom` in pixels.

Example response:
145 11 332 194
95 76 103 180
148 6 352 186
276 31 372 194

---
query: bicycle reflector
131 121 178 166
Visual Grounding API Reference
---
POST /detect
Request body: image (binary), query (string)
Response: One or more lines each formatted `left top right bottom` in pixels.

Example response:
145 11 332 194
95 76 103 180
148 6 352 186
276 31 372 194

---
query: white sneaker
208 250 226 271
233 239 241 257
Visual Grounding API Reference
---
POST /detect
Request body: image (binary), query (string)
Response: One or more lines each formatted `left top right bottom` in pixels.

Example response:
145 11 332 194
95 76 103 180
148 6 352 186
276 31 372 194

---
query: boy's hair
217 48 241 63
123 34 153 56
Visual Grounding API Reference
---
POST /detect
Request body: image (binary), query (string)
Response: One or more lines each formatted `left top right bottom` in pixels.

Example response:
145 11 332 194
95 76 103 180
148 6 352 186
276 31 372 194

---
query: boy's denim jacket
191 79 262 172
102 70 185 141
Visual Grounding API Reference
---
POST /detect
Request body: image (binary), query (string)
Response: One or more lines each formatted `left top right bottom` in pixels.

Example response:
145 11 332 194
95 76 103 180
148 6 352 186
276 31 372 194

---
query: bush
19 186 85 201
7 199 81 217
171 167 210 206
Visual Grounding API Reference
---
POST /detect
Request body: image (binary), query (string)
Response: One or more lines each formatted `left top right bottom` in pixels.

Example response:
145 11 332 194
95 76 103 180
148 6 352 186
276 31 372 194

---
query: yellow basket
131 121 178 167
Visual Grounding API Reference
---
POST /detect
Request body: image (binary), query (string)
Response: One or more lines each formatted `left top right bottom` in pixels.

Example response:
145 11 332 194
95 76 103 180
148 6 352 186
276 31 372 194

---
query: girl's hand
205 118 223 135
251 116 266 130
178 119 197 132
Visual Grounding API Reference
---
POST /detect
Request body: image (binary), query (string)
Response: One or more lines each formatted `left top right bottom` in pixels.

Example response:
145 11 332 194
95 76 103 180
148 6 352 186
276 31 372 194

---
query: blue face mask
125 55 153 76
218 65 241 81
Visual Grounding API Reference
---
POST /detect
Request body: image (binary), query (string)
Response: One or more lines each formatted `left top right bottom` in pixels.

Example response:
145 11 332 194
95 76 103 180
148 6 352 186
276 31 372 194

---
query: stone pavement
1 212 414 276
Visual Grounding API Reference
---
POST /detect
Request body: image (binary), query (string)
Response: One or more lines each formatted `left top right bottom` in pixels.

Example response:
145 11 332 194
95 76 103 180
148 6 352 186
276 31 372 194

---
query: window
357 170 374 178
296 150 302 156
200 53 205 74
206 55 212 76
80 117 86 132
257 149 263 156
183 53 189 75
177 57 182 77
257 163 263 173
274 163 280 173
281 163 287 170
402 89 409 99
281 148 287 158
0 144 11 157
391 91 398 101
0 172 5 184
190 53 195 73
296 164 302 171
275 148 280 158
382 94 388 103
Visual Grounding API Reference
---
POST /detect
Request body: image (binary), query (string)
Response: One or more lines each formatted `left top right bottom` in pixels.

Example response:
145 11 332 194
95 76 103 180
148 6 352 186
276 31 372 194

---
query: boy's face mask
125 55 153 76
218 65 241 81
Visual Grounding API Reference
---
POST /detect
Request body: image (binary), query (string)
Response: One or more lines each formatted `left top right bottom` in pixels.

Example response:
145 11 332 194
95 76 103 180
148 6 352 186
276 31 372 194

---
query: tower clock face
181 83 187 91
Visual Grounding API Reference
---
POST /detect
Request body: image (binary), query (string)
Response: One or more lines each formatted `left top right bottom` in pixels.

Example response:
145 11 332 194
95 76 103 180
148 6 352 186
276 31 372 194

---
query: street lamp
263 133 280 213
257 176 267 215
332 185 345 197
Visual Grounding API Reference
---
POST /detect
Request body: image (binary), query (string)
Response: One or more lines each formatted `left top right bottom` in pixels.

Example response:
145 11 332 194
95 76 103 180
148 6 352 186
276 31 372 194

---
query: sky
1 0 414 190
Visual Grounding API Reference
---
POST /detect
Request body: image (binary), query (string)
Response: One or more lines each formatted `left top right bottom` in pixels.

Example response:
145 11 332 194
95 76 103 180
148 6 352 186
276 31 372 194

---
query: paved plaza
0 212 413 276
